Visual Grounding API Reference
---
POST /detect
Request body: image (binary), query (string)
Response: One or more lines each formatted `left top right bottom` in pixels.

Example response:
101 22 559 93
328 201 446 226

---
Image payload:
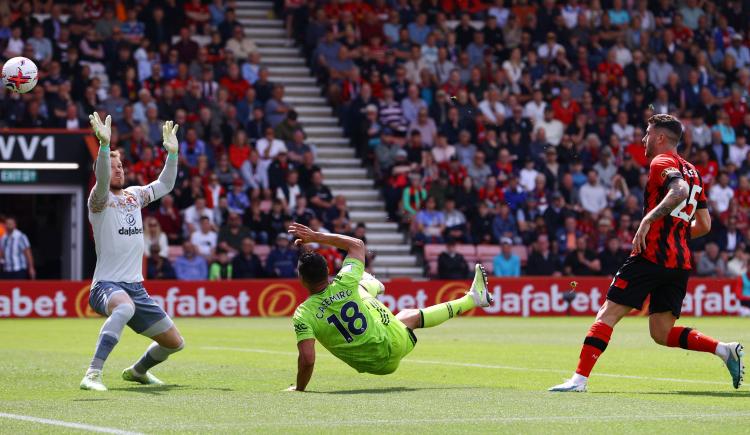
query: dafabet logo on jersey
118 227 144 236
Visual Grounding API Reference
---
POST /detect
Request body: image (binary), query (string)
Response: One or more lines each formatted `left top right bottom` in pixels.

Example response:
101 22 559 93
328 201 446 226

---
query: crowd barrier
0 277 743 318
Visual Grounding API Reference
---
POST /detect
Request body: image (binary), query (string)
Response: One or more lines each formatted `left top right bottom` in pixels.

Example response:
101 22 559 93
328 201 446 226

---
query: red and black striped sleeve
648 155 683 195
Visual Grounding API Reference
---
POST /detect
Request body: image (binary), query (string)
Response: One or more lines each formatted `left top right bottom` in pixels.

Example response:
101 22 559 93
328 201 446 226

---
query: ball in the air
2 57 38 94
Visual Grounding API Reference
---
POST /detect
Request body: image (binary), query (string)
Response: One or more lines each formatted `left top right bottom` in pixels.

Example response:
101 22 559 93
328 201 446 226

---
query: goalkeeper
287 222 492 391
80 113 185 391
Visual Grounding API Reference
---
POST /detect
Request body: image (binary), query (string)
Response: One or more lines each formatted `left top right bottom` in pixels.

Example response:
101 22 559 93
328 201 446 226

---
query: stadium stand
1 0 750 280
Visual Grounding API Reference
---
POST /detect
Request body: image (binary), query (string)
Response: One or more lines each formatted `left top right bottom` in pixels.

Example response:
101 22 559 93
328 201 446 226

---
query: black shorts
606 256 690 318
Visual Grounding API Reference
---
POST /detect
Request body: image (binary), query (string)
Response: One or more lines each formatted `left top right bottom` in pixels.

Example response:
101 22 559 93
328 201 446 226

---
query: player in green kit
286 222 491 391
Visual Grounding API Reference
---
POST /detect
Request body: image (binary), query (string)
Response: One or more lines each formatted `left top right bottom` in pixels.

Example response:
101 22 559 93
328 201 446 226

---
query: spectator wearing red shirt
359 11 383 45
126 126 151 163
131 146 162 185
694 149 719 189
478 175 504 205
168 63 191 95
724 89 747 128
143 63 166 98
154 194 183 245
204 174 226 209
511 1 537 27
442 0 485 16
672 14 693 46
597 50 624 87
551 87 581 125
219 63 250 102
229 130 252 169
316 245 344 275
441 70 466 98
493 149 514 183
342 0 373 23
444 156 468 186
324 0 343 21
625 138 649 168
184 0 211 33
735 175 750 210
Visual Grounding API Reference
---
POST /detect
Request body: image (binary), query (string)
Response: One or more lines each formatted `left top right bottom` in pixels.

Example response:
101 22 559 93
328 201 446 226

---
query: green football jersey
292 257 390 373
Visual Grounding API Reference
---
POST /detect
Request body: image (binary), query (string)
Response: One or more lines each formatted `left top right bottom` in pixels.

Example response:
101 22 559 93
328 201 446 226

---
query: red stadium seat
424 244 446 261
511 246 529 265
428 259 438 277
476 245 501 264
456 244 477 263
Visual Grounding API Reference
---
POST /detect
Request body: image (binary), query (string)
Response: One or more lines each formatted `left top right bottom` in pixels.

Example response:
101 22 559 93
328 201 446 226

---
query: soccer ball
2 57 38 94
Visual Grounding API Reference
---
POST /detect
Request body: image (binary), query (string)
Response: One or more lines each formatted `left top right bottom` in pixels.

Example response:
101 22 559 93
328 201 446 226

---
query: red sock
666 326 718 353
575 321 613 377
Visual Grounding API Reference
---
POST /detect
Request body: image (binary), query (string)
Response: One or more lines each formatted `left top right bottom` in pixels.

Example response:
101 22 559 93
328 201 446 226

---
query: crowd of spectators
3 0 750 280
0 0 372 280
286 0 750 278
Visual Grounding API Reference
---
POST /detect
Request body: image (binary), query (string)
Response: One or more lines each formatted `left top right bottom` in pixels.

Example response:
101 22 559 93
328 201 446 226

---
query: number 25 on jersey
670 184 702 222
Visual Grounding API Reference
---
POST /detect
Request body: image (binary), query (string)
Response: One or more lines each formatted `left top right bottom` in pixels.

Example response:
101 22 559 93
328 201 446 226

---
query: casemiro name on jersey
315 289 353 319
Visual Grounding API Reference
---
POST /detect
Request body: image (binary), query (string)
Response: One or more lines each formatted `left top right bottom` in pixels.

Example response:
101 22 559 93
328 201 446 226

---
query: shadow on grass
591 390 750 398
312 386 477 395
108 384 234 395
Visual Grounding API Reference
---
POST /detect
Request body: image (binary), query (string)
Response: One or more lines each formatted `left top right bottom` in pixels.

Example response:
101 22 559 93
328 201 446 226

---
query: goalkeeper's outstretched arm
89 112 112 212
144 121 180 203
146 151 178 201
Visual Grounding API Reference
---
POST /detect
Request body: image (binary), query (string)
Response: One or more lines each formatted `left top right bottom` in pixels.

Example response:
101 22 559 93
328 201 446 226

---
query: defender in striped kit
549 114 744 393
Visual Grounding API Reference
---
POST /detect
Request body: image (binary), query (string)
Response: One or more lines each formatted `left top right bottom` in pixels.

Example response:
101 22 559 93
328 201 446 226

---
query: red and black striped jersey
633 152 707 269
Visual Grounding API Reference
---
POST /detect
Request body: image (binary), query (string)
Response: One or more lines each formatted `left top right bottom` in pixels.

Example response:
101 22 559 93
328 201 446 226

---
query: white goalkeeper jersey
88 185 157 286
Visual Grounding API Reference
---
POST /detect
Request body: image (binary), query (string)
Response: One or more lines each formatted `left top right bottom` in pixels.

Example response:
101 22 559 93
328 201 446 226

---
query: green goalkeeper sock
419 294 475 328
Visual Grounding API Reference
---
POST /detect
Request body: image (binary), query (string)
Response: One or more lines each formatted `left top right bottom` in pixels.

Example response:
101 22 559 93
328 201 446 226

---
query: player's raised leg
81 288 135 391
548 300 631 392
397 264 491 329
123 325 185 385
650 312 745 389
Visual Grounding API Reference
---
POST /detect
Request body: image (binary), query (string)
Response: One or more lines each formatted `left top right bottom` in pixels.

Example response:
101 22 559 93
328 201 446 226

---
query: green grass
0 317 748 434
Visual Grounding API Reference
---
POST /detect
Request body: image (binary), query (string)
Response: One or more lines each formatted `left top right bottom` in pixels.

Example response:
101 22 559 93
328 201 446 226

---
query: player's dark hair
297 250 329 287
648 114 683 143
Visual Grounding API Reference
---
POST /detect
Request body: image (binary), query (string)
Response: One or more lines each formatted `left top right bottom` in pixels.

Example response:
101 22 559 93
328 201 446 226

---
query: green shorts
370 316 417 375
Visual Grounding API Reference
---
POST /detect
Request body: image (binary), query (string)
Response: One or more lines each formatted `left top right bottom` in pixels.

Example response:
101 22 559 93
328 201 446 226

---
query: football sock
133 340 185 375
418 294 475 328
89 303 135 372
666 326 719 354
575 321 613 377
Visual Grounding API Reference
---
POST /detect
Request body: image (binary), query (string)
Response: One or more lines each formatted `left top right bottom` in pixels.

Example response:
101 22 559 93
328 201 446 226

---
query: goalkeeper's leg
123 326 185 385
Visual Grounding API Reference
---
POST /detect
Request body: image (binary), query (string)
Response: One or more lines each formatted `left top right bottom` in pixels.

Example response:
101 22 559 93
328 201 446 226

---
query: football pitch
1 317 748 434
